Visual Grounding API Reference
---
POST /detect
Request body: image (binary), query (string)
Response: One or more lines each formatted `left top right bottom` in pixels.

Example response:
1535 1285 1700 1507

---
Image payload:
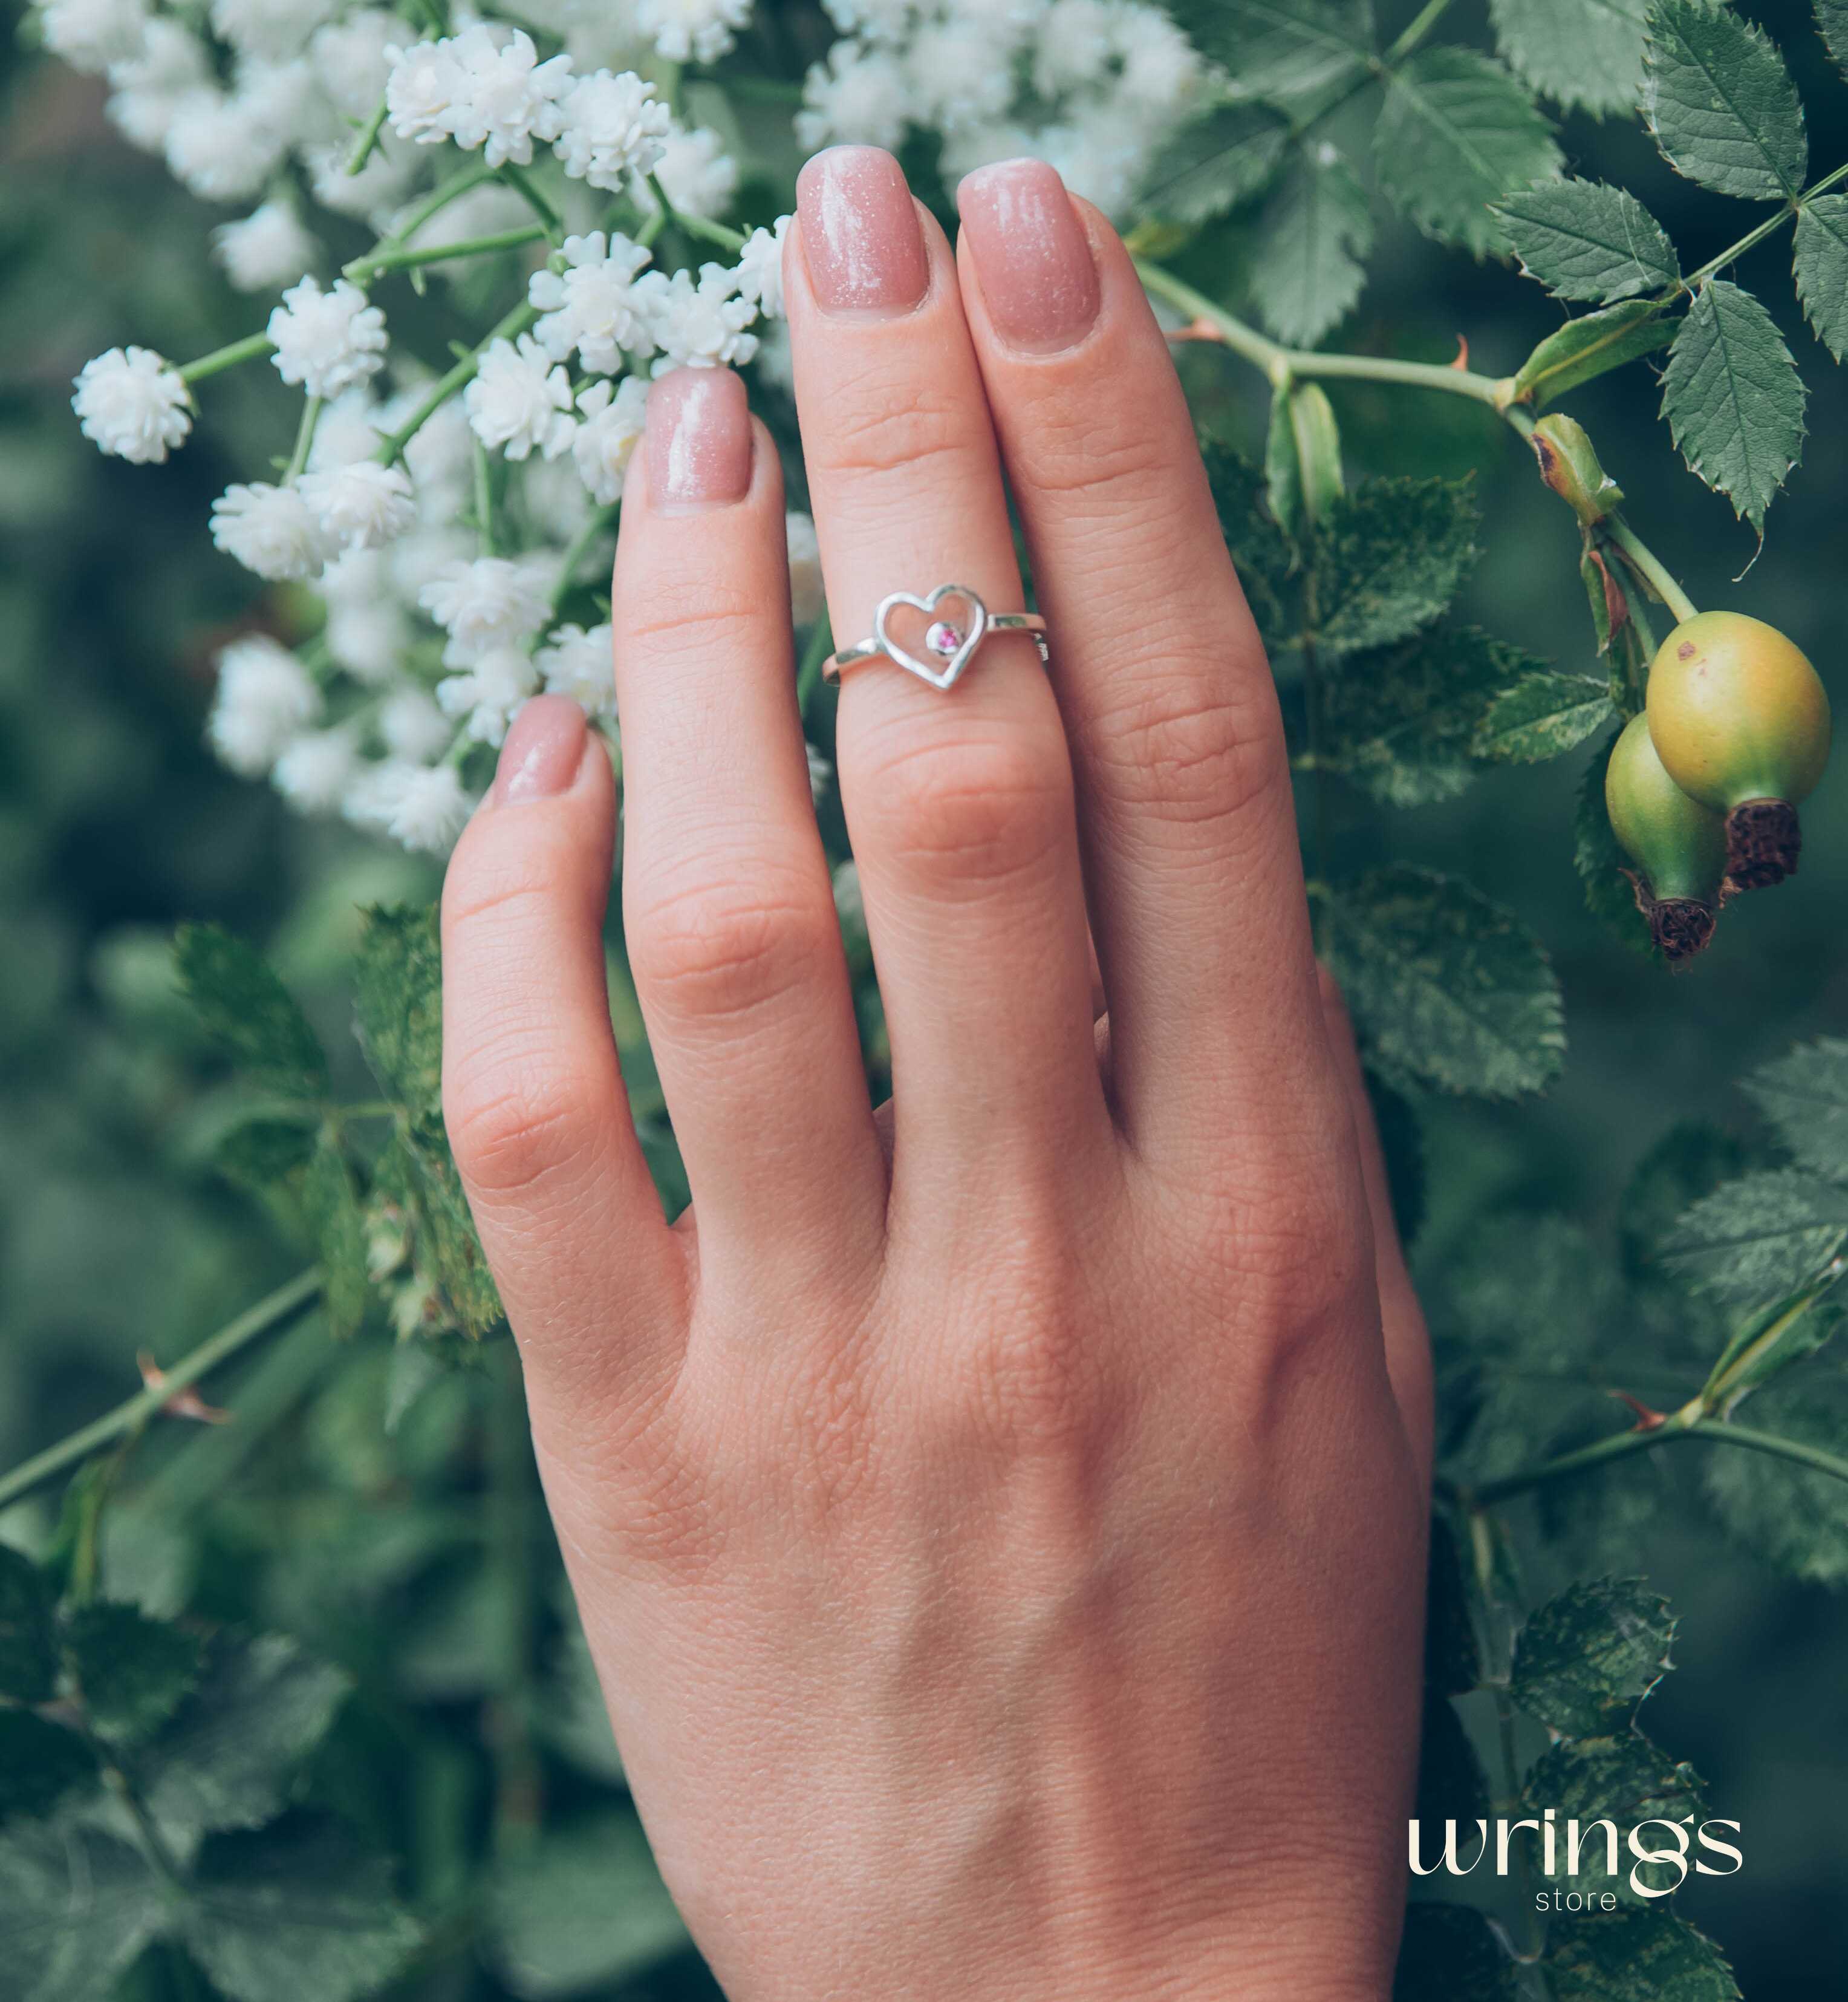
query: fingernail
796 146 929 316
496 694 587 804
646 367 753 509
957 159 1100 354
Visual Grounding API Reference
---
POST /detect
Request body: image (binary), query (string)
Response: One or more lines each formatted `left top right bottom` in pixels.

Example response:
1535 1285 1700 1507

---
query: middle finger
786 147 1111 1200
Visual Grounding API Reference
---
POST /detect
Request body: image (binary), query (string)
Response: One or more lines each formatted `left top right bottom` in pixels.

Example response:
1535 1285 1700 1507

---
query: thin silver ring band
823 585 1049 690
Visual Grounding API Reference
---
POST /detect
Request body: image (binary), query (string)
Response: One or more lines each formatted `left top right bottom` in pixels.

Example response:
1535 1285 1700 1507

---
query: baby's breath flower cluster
48 0 1203 852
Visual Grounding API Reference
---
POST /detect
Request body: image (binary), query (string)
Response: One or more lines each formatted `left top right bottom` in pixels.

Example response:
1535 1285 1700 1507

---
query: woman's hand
441 147 1432 2002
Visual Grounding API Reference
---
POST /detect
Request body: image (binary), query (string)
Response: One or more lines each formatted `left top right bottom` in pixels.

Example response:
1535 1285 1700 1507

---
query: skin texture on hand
440 148 1433 2002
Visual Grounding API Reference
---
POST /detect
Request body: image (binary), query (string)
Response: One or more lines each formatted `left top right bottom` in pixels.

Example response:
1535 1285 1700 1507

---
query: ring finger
786 148 1110 1203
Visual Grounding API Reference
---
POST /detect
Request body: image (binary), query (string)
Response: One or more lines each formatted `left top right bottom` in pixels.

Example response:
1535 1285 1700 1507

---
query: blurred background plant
4 1 1848 1998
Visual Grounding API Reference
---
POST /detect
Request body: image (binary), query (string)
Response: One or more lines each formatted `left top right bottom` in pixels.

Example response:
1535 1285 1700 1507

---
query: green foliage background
4 1 1848 1997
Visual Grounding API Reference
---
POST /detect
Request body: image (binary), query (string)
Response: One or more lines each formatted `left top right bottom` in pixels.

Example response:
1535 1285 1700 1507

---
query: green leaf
0 1712 99 1822
1394 1903 1519 2001
1620 1121 1751 1285
1700 1289 1841 1408
1474 672 1616 761
303 1139 369 1341
1820 0 1848 78
1320 627 1537 806
354 904 444 1120
1199 435 1297 657
1511 1579 1676 1735
1659 1169 1848 1310
0 1821 166 2002
1375 48 1561 256
1575 729 1653 954
1702 1377 1848 1582
1661 280 1806 530
1521 1732 1706 1902
1494 179 1679 302
214 1117 317 1193
1316 867 1564 1099
1166 0 1375 103
488 1811 689 1999
174 925 328 1099
1794 195 1848 362
1144 103 1291 223
143 1633 351 1847
0 1545 58 1704
181 1816 421 2002
1488 0 1650 117
1513 299 1677 408
1644 0 1807 200
374 1123 504 1338
1744 1037 1848 1181
1311 477 1479 657
63 1602 202 1741
1547 1906 1741 2000
1246 140 1373 346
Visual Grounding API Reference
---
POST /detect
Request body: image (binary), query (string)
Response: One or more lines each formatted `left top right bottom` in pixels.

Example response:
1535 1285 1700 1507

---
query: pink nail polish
796 146 929 315
646 368 753 508
496 694 588 804
957 158 1100 354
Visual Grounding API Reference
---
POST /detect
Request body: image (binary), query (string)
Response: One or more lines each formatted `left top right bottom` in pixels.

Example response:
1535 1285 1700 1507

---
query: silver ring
824 584 1049 691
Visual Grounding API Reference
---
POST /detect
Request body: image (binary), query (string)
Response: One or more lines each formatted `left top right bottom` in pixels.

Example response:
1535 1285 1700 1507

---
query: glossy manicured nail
496 694 587 804
796 146 929 315
646 367 753 508
957 158 1100 354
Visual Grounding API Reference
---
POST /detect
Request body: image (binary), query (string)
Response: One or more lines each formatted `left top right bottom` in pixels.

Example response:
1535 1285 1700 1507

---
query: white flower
551 67 670 189
308 7 400 117
820 0 914 37
535 622 614 716
1113 5 1203 116
105 19 209 150
378 683 454 759
650 124 737 220
421 555 551 664
905 16 1017 134
635 264 758 373
437 644 540 744
212 201 319 293
38 0 149 74
387 25 574 168
806 742 831 803
732 215 790 319
1032 0 1118 99
529 232 654 374
300 460 416 551
163 86 287 201
796 42 910 152
273 727 359 810
325 586 411 683
268 276 389 400
346 759 474 852
207 634 321 773
634 0 752 65
786 510 825 625
305 391 386 471
71 346 191 464
210 481 336 580
465 333 576 461
208 0 336 61
398 394 474 501
571 374 648 504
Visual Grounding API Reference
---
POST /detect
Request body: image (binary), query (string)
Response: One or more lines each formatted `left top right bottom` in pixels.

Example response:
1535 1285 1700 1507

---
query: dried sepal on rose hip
1606 712 1728 963
1644 613 1832 890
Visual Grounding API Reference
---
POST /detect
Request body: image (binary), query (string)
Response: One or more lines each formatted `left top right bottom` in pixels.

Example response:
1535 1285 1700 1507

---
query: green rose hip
1605 712 1728 962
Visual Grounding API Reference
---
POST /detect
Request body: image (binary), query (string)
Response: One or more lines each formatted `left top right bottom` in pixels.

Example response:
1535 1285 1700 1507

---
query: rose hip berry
1605 712 1729 962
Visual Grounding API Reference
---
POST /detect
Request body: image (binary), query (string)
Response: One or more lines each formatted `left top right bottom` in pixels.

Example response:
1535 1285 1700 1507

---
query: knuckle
444 1052 598 1203
1021 411 1174 506
620 577 765 661
628 872 833 1027
812 374 972 482
1077 663 1287 833
859 726 1070 887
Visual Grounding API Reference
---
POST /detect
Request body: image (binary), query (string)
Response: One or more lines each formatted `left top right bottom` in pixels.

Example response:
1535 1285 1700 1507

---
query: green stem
646 172 747 253
549 503 619 618
68 1435 139 1605
285 394 324 483
345 94 391 177
1605 514 1699 625
178 331 274 386
473 437 497 558
1382 0 1454 64
1469 1410 1848 1507
346 221 548 282
0 1270 322 1516
376 299 538 466
379 161 498 250
499 163 562 235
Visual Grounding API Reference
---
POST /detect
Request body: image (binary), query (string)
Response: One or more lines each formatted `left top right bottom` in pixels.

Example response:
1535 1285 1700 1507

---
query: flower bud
1531 414 1622 526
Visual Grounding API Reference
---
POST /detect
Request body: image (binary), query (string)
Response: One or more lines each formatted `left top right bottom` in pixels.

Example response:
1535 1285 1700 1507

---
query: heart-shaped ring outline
872 585 989 691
